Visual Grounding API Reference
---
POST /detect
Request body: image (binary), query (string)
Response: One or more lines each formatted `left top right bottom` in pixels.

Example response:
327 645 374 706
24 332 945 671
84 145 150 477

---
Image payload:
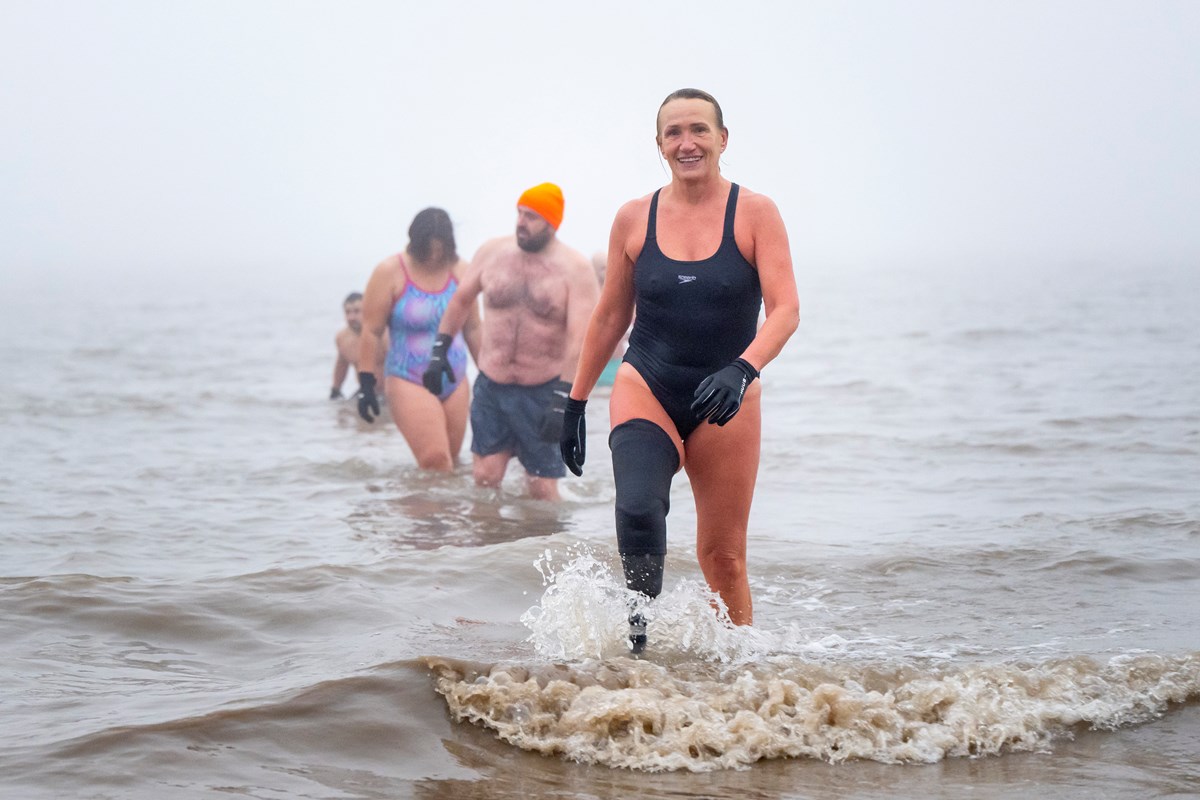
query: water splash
520 547 776 662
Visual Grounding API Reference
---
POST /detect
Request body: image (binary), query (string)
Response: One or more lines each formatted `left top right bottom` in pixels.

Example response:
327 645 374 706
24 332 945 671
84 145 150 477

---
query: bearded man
424 183 598 500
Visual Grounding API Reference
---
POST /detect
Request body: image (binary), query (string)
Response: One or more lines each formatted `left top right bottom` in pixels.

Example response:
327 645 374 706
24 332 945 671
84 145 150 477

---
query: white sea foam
428 647 1200 771
428 551 1200 771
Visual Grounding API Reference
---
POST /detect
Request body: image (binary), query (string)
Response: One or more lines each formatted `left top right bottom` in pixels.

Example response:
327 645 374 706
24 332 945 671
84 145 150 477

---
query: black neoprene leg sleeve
609 419 679 598
620 553 665 598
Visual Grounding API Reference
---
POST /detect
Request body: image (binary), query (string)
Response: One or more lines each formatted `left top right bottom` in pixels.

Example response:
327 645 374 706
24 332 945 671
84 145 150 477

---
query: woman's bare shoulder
736 185 781 216
373 252 403 271
617 191 656 220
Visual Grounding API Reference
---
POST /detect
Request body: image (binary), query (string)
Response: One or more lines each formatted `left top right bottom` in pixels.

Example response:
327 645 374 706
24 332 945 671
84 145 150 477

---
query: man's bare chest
483 261 567 320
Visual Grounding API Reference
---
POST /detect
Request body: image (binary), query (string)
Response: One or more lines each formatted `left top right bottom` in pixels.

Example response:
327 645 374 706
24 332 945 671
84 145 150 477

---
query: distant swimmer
357 208 481 471
331 292 386 399
591 251 629 388
424 183 598 501
560 89 800 651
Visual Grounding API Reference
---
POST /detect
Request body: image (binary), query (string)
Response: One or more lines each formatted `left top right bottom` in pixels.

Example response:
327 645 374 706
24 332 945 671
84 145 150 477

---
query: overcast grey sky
3 0 1198 286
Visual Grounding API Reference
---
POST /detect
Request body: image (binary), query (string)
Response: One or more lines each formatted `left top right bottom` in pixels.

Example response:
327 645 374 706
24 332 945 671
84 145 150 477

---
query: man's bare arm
437 245 491 339
332 339 351 394
560 250 601 382
452 257 484 364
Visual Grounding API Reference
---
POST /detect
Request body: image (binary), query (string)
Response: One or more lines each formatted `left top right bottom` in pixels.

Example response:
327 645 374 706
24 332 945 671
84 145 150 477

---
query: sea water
1 259 1197 798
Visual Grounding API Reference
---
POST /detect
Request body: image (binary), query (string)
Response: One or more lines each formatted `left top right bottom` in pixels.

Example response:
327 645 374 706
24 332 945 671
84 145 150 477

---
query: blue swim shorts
470 372 566 479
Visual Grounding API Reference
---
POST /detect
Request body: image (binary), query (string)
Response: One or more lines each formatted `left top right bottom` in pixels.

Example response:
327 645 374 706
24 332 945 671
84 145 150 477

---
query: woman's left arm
741 194 800 372
454 258 484 365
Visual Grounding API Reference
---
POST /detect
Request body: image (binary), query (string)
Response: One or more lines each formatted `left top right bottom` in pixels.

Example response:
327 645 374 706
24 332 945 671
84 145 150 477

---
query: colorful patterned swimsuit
385 255 468 401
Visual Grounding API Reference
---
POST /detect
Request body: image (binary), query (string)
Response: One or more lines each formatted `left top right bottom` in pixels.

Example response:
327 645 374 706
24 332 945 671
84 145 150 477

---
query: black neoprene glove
538 378 573 441
422 333 455 396
330 386 343 400
691 358 759 426
559 397 588 476
357 372 380 422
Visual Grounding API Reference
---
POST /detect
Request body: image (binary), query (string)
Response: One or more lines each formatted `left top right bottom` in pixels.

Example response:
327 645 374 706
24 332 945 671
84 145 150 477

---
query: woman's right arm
358 259 394 378
570 200 641 401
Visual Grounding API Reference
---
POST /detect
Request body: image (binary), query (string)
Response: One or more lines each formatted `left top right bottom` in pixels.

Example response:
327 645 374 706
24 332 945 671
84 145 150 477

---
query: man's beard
516 227 553 253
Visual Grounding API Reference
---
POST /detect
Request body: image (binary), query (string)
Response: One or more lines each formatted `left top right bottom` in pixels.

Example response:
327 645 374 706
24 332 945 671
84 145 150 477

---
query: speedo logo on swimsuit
677 275 697 284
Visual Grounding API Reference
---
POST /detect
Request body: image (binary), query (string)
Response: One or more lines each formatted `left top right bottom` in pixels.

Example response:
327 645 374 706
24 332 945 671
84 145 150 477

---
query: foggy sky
3 0 1198 288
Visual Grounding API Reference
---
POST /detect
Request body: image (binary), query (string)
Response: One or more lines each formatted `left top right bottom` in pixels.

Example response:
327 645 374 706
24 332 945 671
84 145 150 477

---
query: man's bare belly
478 313 564 386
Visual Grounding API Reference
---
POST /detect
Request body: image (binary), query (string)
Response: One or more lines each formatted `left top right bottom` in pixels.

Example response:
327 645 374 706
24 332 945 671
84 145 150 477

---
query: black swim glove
559 397 588 476
357 372 380 422
691 358 759 426
538 378 573 441
422 333 455 396
330 386 343 400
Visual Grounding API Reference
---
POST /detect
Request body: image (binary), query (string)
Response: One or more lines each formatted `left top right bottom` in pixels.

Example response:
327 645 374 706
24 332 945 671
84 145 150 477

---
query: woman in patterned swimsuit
358 208 481 471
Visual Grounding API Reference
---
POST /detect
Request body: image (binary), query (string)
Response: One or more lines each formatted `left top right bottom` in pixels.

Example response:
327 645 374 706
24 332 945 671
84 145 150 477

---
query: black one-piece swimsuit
623 183 763 440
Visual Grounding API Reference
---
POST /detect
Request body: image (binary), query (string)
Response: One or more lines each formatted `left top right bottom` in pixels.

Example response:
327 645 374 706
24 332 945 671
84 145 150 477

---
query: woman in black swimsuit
561 88 800 650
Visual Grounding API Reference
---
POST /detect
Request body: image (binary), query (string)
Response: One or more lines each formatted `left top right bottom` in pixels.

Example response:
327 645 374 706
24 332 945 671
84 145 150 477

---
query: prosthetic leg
609 419 679 653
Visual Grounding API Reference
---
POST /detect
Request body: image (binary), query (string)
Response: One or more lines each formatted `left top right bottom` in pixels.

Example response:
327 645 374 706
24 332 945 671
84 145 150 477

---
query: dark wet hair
407 207 457 265
343 292 363 305
656 88 726 137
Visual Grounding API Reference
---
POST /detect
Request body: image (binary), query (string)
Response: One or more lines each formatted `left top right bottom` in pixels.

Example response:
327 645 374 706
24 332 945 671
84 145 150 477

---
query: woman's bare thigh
683 384 762 541
386 377 452 455
608 364 685 470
